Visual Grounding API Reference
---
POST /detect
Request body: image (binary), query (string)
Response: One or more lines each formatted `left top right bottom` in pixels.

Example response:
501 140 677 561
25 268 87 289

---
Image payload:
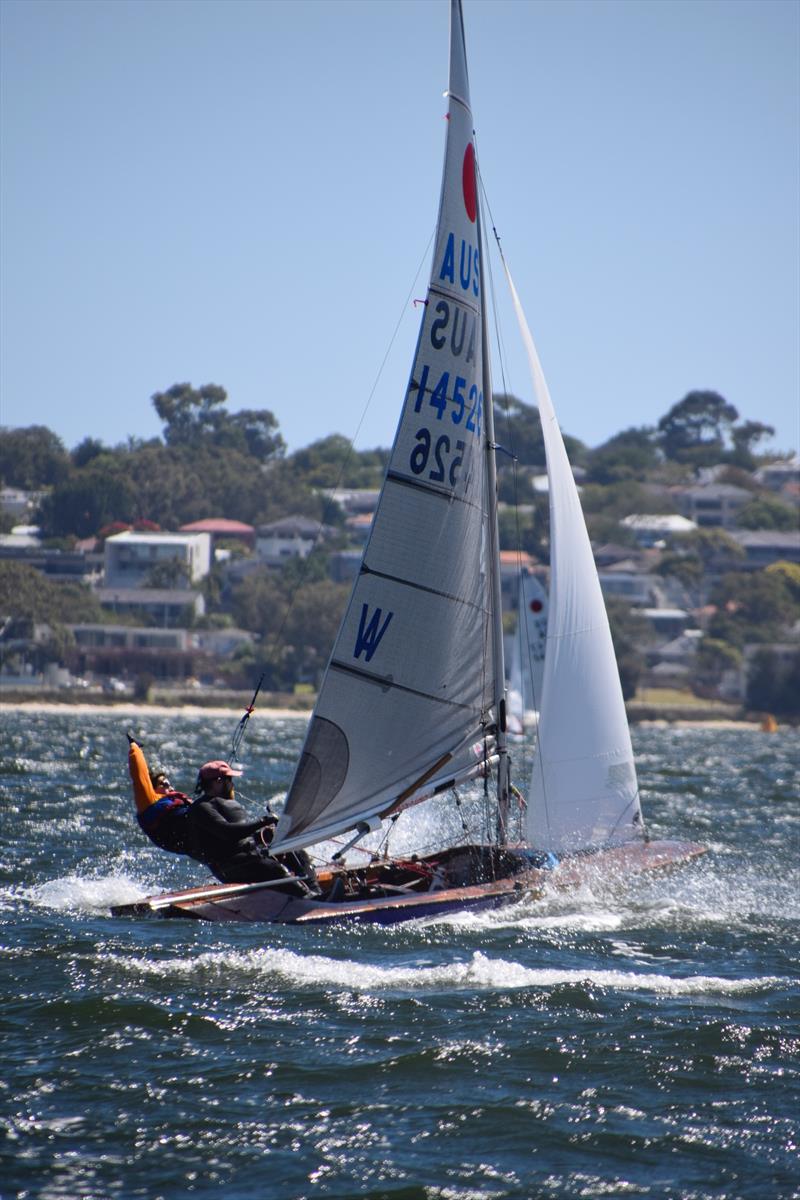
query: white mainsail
272 1 503 855
503 269 644 855
507 570 548 732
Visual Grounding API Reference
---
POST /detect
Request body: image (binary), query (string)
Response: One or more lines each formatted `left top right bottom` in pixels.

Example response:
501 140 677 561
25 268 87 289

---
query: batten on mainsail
502 267 644 856
271 0 504 857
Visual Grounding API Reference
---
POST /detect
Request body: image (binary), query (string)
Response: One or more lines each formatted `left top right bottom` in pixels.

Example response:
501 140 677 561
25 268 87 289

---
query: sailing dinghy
112 0 704 926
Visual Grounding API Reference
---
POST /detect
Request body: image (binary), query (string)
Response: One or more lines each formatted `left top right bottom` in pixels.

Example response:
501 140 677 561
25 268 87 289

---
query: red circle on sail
462 142 477 223
530 599 543 613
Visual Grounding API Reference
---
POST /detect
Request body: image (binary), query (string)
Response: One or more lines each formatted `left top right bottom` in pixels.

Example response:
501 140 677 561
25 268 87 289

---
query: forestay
272 2 500 855
503 269 645 855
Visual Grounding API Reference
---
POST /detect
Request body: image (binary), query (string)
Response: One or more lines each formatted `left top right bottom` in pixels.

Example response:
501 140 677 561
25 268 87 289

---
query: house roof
621 514 696 532
96 588 201 603
678 483 752 500
730 530 800 550
499 551 536 569
600 558 646 574
642 608 690 621
180 519 255 535
258 516 324 537
592 542 637 565
105 530 208 546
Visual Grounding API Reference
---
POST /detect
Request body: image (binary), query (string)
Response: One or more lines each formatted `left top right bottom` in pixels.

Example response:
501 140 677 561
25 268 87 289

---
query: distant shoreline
0 699 777 730
0 700 307 719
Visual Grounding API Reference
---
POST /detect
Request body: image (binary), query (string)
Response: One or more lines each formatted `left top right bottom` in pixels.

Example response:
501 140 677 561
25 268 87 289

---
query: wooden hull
110 839 706 925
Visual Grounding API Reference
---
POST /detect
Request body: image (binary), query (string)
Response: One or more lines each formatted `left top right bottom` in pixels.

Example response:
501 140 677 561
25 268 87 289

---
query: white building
103 531 211 589
621 513 697 548
256 517 326 567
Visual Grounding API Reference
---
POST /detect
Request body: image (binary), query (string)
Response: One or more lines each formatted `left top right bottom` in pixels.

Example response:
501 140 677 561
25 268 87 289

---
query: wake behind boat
112 0 704 927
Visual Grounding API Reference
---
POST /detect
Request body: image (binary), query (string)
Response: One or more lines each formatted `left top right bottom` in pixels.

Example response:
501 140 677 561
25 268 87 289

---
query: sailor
127 732 192 855
185 759 318 894
126 737 316 895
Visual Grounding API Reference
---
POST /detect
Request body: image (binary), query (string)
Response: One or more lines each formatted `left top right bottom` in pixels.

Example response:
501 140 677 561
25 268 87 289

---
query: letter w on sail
354 604 394 662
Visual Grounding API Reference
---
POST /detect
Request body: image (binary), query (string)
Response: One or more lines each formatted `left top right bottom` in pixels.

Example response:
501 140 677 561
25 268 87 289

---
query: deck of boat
110 839 706 925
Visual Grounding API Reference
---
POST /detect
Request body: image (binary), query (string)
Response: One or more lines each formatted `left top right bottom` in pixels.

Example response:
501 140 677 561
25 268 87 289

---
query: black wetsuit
185 794 316 893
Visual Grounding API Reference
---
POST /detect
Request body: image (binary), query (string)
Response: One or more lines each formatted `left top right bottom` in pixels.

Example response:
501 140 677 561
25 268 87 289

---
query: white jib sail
503 267 644 855
507 570 548 732
272 1 498 855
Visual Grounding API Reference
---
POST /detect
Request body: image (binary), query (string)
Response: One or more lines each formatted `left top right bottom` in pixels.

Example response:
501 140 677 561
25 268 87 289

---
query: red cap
198 759 243 781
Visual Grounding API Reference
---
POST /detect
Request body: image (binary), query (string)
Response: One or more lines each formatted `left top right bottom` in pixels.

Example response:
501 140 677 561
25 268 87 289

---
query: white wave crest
106 946 782 998
25 873 146 912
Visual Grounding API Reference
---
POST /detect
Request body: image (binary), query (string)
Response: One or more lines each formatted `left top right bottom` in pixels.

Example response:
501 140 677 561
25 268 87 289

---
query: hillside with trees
1 384 797 712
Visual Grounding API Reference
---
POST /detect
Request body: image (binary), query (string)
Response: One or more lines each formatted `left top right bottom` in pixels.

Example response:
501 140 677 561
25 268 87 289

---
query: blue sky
1 0 798 459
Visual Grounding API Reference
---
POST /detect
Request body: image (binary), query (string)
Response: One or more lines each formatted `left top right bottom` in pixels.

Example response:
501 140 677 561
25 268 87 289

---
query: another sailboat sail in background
271 0 507 856
502 269 644 855
507 570 548 735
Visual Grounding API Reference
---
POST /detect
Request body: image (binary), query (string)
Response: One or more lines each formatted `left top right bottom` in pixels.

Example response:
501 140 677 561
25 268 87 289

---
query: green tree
657 391 738 466
282 579 349 685
151 382 229 447
728 420 775 469
586 426 660 484
605 597 651 700
0 562 106 623
151 383 285 462
680 527 745 570
579 480 673 521
229 570 287 640
38 433 323 537
37 456 138 538
695 638 742 692
735 495 797 531
71 437 107 469
143 561 189 589
655 551 703 594
227 409 286 462
766 561 800 603
708 569 799 646
0 426 70 489
288 435 389 489
494 394 586 486
583 513 638 546
497 501 549 560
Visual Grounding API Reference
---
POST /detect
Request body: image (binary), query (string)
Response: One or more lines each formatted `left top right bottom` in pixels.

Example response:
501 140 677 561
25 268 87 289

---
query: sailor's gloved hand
258 819 276 847
262 813 278 826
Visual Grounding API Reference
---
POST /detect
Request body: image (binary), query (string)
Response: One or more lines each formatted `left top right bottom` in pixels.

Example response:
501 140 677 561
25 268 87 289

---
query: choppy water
1 710 798 1200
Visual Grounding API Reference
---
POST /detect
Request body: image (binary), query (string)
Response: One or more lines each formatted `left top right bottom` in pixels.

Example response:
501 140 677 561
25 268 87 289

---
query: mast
453 0 510 844
476 191 510 844
453 0 509 844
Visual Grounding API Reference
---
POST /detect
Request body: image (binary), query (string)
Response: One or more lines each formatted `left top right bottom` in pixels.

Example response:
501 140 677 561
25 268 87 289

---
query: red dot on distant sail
530 599 543 613
462 142 477 222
